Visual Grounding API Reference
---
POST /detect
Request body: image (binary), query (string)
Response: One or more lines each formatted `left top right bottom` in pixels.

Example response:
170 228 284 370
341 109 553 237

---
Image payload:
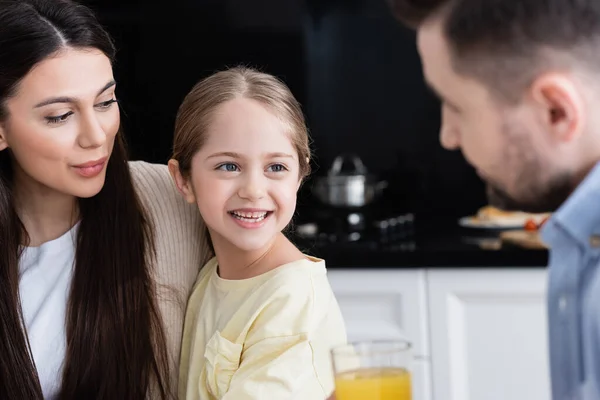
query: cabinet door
327 269 432 400
427 268 551 400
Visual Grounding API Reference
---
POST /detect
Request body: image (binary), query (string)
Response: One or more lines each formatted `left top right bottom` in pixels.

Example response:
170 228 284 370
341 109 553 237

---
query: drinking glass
331 339 412 400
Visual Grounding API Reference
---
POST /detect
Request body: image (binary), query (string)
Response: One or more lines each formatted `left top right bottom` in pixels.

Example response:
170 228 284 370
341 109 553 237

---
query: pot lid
327 154 368 177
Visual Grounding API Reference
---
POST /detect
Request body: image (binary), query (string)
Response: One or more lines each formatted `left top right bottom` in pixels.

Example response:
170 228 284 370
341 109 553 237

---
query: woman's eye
217 163 239 172
96 99 118 109
45 111 74 125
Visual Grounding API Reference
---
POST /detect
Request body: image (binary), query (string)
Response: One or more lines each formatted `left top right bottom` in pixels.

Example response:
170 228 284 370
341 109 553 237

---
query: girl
169 67 347 399
0 0 208 398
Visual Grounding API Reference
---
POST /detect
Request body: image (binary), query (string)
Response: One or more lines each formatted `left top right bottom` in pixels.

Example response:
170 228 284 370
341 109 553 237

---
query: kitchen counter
290 216 549 268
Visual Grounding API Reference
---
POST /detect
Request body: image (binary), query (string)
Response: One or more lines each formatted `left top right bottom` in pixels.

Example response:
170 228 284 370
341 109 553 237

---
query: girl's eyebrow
206 151 242 159
206 152 295 159
267 152 295 158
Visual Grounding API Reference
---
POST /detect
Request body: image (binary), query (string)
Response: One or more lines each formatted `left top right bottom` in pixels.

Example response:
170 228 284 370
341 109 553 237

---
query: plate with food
459 205 551 230
500 230 548 249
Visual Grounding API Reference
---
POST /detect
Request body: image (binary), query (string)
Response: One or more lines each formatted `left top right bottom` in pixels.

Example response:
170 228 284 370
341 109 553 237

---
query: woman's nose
77 112 106 149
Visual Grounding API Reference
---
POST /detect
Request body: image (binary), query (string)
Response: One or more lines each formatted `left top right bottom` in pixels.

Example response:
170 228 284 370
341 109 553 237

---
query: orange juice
334 367 411 400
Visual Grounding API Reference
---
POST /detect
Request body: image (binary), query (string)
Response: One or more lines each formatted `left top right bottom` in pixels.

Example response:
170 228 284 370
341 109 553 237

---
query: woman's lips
72 157 107 178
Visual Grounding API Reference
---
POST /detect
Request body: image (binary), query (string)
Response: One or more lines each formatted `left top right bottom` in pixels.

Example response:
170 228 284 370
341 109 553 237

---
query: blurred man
388 0 600 398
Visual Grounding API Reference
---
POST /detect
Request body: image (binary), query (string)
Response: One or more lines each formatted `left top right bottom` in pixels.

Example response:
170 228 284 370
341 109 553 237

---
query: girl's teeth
231 211 268 222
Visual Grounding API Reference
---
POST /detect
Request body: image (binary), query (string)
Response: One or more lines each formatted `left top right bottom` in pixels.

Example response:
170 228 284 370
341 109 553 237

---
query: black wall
88 0 486 217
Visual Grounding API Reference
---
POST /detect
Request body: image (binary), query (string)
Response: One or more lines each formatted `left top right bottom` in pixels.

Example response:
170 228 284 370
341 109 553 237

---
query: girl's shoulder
255 256 328 298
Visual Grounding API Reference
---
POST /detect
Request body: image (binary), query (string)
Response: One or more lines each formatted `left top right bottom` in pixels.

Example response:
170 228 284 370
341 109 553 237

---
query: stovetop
286 195 548 267
291 202 416 252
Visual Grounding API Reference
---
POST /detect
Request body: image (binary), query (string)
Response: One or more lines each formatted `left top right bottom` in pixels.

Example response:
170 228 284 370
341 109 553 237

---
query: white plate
458 213 549 230
458 216 524 230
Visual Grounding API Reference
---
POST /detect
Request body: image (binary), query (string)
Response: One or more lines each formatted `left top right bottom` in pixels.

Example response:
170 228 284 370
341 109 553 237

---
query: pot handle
328 154 367 176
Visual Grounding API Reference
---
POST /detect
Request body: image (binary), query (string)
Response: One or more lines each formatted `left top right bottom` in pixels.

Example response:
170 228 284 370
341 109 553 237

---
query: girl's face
0 48 119 199
178 97 302 254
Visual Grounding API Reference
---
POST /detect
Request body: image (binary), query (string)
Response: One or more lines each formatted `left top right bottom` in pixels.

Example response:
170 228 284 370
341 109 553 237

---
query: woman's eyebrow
34 79 116 108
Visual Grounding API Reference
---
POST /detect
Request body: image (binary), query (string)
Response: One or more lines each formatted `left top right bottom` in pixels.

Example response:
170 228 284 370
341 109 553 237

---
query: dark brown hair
0 1 170 398
389 0 600 101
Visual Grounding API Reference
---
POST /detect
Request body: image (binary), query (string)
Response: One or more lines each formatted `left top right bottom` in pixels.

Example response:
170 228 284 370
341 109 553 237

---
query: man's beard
482 117 575 213
486 172 573 213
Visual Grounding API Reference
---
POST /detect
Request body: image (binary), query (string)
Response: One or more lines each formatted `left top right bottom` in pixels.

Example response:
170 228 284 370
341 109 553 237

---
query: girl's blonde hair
172 66 311 179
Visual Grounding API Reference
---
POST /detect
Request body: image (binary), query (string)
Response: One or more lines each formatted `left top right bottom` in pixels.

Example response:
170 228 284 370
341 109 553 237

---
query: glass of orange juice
331 339 412 400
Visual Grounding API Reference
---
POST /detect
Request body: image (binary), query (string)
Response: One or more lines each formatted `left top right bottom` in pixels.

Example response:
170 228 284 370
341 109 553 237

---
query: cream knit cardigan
130 161 211 399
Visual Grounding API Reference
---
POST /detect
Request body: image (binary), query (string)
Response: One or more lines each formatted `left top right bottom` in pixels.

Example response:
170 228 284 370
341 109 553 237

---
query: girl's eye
45 111 74 125
268 164 287 173
96 99 118 109
217 163 239 172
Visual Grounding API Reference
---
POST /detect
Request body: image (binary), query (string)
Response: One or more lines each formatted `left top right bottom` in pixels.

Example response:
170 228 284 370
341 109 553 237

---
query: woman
0 0 208 398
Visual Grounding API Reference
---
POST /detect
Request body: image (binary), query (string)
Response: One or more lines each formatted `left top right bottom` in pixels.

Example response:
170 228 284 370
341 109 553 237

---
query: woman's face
0 47 120 198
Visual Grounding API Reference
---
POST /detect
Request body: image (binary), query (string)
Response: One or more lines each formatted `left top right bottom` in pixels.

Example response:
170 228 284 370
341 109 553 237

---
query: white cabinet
328 269 433 400
328 267 550 400
327 269 429 353
427 268 550 400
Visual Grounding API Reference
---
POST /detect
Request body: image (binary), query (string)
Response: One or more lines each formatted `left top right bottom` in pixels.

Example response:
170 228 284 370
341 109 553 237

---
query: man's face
416 17 578 213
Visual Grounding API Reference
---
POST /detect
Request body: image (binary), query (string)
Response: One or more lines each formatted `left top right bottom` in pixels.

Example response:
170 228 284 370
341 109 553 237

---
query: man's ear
0 124 8 151
529 72 584 143
168 159 196 204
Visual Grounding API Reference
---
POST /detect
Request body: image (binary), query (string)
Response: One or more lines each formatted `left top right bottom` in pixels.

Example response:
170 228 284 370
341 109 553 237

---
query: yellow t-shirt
179 256 347 399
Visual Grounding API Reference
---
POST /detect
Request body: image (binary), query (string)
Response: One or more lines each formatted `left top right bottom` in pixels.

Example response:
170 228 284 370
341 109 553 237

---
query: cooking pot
312 154 388 208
